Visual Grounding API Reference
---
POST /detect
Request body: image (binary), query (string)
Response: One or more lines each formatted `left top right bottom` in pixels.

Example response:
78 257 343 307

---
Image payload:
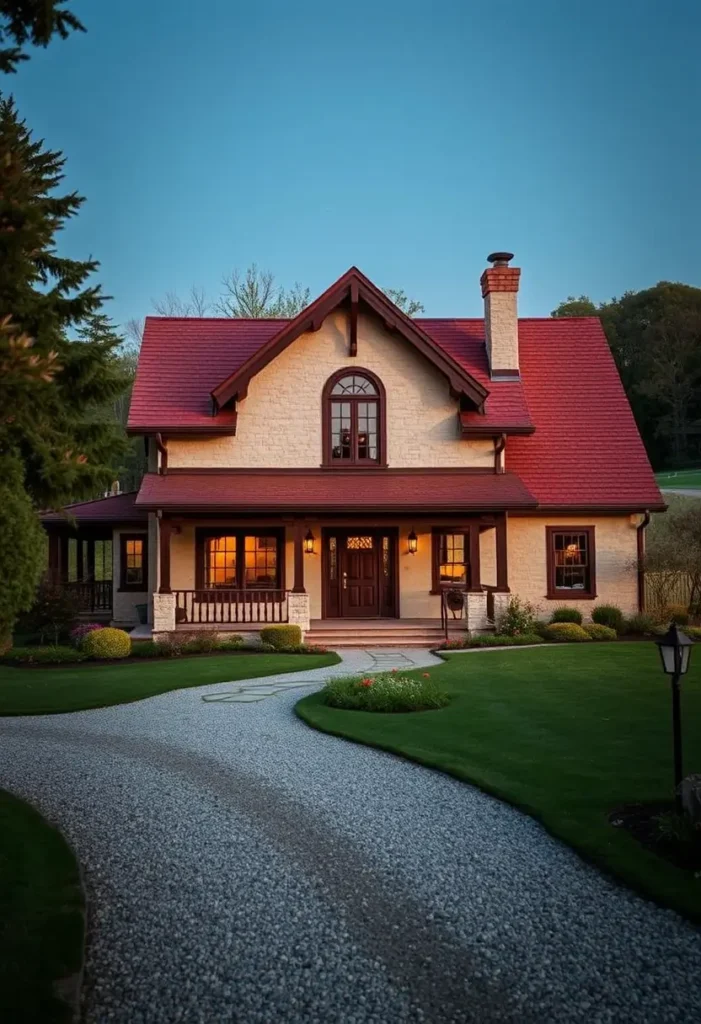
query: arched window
322 368 386 467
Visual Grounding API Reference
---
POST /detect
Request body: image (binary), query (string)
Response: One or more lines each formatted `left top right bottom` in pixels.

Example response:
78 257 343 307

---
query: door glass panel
382 536 389 577
329 536 337 580
346 536 373 550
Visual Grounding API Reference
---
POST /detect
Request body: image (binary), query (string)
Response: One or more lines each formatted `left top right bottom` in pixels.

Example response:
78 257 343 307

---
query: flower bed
319 670 449 713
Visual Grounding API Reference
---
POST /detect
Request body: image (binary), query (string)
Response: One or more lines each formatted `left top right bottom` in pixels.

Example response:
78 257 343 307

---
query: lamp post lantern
655 623 693 812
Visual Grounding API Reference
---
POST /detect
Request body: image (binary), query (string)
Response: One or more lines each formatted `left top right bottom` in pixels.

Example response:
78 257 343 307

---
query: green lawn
0 652 339 715
297 644 701 918
655 468 701 489
0 789 84 1023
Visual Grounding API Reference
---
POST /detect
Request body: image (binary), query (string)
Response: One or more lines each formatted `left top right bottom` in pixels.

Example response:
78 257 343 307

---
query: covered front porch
153 513 512 642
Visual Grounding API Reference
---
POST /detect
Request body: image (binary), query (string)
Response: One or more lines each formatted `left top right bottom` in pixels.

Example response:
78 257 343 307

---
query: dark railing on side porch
174 589 290 625
64 580 113 615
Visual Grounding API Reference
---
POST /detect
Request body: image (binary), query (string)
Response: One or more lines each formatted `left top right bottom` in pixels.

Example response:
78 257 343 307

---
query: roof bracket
349 282 358 356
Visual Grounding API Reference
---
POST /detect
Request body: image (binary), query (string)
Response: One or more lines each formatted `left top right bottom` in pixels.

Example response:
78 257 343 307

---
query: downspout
155 433 168 476
637 510 651 612
494 433 506 474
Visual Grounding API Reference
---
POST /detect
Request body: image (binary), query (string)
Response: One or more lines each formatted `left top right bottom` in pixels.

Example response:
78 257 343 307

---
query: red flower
422 672 430 678
360 677 374 687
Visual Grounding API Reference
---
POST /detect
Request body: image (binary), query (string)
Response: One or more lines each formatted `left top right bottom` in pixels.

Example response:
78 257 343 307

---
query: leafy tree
551 295 598 317
0 452 46 650
0 0 83 73
0 98 130 508
384 288 425 316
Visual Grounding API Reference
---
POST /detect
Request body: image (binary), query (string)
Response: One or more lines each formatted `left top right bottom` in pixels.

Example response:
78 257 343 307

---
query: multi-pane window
436 533 468 586
67 537 113 582
546 527 595 598
199 531 283 589
325 370 384 466
120 535 147 590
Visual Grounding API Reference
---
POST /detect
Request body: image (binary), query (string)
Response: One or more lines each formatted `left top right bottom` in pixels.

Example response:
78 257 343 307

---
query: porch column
288 520 310 636
159 514 172 594
492 513 511 625
154 513 175 635
466 522 488 632
292 520 305 593
47 531 61 583
76 534 84 582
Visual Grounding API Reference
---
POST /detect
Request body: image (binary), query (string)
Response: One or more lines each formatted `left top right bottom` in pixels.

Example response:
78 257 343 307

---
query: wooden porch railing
174 589 290 625
64 580 113 614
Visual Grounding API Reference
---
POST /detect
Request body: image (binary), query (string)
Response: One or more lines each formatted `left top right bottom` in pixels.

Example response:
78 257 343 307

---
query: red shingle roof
41 492 147 524
128 313 663 511
136 470 537 513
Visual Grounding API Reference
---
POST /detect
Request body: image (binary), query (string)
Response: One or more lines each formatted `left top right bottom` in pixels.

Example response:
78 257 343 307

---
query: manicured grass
0 789 84 1023
0 652 340 715
297 644 701 918
655 468 701 489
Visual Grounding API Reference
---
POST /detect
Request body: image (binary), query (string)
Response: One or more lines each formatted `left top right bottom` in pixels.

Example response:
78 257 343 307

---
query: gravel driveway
1 649 701 1023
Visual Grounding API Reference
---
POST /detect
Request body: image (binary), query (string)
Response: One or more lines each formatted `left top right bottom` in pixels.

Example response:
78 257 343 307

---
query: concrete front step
307 632 444 649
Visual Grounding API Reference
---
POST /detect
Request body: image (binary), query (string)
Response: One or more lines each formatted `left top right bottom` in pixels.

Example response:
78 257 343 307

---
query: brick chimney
480 252 520 379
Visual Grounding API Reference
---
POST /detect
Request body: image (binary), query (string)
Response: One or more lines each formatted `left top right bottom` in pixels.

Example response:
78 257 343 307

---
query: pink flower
391 667 398 673
422 672 430 678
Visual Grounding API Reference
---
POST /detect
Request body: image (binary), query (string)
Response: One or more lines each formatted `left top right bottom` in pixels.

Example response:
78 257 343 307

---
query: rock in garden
679 774 701 825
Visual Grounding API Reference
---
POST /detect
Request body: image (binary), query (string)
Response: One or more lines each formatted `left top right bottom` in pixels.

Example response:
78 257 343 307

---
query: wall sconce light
304 529 316 555
407 529 418 555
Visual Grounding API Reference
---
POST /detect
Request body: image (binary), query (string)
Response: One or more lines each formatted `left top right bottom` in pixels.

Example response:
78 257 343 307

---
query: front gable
211 267 488 411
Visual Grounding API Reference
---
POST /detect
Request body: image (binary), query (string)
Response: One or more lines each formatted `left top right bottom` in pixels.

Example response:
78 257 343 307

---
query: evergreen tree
0 1 84 74
0 97 130 508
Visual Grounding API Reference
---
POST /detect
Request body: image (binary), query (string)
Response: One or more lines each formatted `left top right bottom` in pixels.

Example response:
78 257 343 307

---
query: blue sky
8 0 701 327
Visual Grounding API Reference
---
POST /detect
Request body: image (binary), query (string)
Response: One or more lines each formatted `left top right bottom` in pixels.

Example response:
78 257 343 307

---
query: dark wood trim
210 266 488 409
321 367 388 468
489 368 520 379
120 532 149 593
160 465 521 477
637 511 651 612
293 520 305 593
545 525 596 600
349 281 358 357
156 433 168 475
193 527 286 592
512 503 667 515
496 513 509 591
468 523 482 592
494 433 506 473
159 517 171 594
459 422 535 438
127 423 237 437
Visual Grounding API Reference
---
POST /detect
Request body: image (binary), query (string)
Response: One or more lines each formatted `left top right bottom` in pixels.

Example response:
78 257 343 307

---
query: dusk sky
9 0 701 328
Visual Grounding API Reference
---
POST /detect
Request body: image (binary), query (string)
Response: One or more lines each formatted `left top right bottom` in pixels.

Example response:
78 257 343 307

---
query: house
43 255 665 645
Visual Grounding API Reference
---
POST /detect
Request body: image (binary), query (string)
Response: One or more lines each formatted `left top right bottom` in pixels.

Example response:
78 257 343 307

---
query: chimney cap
487 252 514 267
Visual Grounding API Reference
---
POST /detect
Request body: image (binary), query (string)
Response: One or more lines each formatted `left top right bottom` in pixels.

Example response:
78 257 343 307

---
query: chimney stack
481 252 520 379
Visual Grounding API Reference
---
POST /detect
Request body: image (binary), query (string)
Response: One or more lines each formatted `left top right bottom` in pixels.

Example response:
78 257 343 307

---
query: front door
341 536 378 616
323 530 398 618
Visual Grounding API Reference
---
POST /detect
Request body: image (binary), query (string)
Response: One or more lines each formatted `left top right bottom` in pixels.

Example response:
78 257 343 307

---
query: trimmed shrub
82 627 131 660
542 622 591 643
21 578 76 646
591 604 624 633
583 623 617 642
550 606 583 625
320 671 449 712
622 612 665 637
1 645 86 665
469 633 543 648
259 624 302 650
249 641 277 653
665 604 690 626
70 623 104 648
496 596 541 636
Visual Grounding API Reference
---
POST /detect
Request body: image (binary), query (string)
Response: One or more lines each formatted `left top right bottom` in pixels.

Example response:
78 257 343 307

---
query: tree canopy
0 0 83 73
552 281 701 469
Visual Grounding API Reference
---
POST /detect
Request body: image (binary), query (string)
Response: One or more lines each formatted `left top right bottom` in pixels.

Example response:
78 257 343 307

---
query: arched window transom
322 368 386 468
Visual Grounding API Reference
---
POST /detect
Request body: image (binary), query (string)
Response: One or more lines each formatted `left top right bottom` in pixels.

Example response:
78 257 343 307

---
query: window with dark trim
322 368 387 467
120 534 147 591
195 529 284 590
546 527 596 599
431 528 470 592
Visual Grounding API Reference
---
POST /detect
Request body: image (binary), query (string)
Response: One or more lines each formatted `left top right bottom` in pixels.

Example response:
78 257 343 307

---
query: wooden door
341 535 378 616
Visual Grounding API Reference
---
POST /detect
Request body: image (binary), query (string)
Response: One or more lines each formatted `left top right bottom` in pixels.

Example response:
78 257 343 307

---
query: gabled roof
210 267 488 410
136 469 537 514
41 491 147 524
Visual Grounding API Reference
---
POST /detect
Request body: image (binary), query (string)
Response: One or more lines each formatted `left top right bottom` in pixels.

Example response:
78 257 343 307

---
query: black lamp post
655 623 693 811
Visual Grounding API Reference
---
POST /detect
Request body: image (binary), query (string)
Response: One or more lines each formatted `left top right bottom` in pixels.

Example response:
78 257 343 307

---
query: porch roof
41 491 147 525
135 469 537 514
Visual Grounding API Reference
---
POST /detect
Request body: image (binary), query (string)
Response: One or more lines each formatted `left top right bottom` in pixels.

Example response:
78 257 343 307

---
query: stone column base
466 591 488 633
153 592 176 634
287 592 311 637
